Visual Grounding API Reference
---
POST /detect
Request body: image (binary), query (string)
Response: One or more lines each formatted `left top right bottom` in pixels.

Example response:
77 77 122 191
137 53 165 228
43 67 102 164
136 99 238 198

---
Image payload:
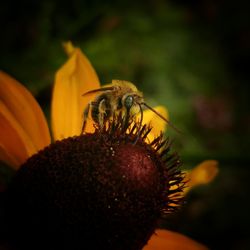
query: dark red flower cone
3 115 185 250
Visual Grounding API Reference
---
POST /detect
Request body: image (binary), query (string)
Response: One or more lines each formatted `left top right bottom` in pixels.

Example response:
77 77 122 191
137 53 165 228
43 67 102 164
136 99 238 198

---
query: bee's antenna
133 103 144 144
142 102 182 134
138 104 143 132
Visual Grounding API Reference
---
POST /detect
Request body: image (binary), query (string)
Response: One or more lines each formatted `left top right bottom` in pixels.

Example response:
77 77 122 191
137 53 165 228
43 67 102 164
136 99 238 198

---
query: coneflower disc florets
4 115 185 250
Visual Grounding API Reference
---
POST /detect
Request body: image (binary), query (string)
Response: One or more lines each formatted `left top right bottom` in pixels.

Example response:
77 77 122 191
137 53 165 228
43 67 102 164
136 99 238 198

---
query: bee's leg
123 107 131 129
97 99 107 130
81 103 91 134
98 114 104 130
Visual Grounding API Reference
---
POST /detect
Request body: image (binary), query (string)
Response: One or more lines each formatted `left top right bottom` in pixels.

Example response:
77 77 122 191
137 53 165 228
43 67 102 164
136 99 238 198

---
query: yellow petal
143 229 208 250
0 114 31 169
0 72 51 168
184 160 219 194
52 43 100 140
138 106 168 142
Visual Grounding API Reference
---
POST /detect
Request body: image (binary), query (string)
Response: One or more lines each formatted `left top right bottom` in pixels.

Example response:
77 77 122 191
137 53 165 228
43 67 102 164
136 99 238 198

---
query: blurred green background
0 0 249 249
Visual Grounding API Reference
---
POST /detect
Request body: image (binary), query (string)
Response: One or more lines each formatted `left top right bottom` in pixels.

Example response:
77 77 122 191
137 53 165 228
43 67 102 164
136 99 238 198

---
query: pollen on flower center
3 115 184 250
115 144 160 189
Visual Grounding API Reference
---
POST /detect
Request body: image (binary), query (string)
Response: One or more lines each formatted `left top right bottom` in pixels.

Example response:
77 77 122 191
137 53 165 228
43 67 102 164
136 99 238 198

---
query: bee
81 80 178 134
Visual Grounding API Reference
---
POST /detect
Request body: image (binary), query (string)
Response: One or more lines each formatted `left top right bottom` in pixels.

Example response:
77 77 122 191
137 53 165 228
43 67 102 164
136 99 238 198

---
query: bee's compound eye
124 95 134 109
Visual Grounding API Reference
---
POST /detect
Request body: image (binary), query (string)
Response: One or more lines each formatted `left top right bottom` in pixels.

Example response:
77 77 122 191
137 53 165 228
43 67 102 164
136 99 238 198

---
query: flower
0 42 218 250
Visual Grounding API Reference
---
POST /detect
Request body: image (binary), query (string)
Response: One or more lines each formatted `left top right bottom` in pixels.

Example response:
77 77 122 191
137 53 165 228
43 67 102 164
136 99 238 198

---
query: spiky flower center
3 115 185 250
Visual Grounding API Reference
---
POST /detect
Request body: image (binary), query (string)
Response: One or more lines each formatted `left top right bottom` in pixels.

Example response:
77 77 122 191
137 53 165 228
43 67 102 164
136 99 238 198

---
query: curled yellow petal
184 160 219 194
0 71 51 168
139 106 168 142
52 42 100 140
144 229 208 250
63 41 75 56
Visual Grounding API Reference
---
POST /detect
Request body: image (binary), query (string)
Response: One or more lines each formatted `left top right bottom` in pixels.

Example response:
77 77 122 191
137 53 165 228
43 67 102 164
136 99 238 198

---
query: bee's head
123 93 181 134
122 92 143 111
122 93 144 136
123 95 134 110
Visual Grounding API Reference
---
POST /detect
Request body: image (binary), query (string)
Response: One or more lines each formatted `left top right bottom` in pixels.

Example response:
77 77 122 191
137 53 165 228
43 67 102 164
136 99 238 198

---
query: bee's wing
82 86 115 97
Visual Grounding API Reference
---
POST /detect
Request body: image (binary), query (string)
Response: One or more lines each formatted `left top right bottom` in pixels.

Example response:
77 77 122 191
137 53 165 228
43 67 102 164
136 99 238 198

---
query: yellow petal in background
51 42 100 140
144 229 208 250
0 103 33 168
0 113 30 169
140 106 169 142
0 71 51 168
184 160 219 194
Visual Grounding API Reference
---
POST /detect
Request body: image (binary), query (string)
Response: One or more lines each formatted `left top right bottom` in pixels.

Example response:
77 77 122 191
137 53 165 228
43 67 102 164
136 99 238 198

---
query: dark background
0 0 250 249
